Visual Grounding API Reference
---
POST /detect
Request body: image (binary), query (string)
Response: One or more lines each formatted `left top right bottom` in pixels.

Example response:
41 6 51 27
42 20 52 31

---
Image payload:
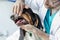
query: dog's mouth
14 17 29 26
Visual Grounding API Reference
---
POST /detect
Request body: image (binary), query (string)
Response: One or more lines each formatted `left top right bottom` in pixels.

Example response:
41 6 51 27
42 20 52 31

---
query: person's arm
20 24 49 40
33 27 49 40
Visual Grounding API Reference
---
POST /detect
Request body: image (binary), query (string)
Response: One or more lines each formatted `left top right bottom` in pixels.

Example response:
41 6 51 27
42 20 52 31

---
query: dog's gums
15 17 29 26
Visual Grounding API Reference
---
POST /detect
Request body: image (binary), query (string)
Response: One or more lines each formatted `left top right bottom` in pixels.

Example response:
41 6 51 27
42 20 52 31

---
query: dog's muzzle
10 14 29 26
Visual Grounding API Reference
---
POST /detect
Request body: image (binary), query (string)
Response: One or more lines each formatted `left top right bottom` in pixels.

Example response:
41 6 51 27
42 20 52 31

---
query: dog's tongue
16 19 26 26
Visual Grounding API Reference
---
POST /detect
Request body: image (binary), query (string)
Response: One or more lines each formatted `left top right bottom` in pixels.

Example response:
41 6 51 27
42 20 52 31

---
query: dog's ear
34 18 38 27
34 14 43 30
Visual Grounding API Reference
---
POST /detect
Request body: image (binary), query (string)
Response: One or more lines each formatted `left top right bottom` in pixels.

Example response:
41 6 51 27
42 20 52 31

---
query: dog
10 8 44 40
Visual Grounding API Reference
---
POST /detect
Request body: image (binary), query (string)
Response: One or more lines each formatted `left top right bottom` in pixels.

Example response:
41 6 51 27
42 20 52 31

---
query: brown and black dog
10 8 43 40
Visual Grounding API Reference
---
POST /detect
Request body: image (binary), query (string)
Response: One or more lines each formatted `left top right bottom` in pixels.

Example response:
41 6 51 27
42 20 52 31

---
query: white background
0 1 18 40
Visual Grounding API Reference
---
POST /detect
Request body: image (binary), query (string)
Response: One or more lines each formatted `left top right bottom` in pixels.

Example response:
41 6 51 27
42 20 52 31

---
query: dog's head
10 8 43 29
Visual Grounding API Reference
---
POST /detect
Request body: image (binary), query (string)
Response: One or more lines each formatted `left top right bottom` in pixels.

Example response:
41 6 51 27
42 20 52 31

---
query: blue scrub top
44 9 56 34
8 0 16 2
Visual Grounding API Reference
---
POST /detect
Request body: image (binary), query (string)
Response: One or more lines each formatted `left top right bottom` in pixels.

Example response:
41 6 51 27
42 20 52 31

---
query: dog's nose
10 15 15 20
10 14 19 20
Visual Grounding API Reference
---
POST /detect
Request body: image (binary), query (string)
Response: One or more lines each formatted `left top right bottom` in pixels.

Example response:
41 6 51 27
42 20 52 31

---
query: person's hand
45 0 60 8
13 0 25 16
20 24 35 32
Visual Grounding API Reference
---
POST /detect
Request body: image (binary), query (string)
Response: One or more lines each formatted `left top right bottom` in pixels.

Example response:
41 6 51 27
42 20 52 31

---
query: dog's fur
10 8 43 40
